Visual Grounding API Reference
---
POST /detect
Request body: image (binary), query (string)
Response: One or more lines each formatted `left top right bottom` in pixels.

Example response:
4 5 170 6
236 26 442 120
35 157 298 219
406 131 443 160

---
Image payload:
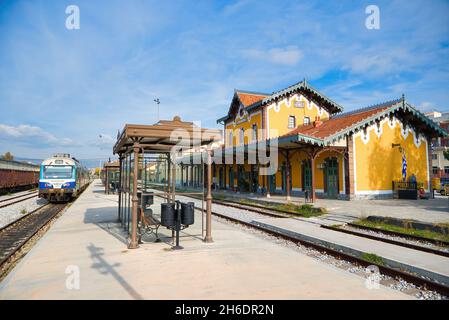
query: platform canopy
113 116 222 155
113 116 221 249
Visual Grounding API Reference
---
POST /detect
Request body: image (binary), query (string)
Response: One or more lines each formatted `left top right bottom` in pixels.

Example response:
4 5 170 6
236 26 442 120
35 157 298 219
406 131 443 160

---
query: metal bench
138 208 161 243
137 193 161 243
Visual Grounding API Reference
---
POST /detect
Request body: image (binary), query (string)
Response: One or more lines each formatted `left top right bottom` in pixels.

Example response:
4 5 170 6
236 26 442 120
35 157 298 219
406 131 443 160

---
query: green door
325 158 339 198
302 160 312 192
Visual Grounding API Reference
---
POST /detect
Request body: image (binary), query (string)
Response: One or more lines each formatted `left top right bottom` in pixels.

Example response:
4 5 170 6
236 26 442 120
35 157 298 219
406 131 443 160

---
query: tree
1 152 14 161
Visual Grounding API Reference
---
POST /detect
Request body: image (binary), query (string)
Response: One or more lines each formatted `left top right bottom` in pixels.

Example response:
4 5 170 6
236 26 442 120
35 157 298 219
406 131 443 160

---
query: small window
239 128 245 145
304 117 310 125
445 166 449 175
432 154 438 160
229 131 233 146
288 116 296 129
432 167 439 175
252 124 257 141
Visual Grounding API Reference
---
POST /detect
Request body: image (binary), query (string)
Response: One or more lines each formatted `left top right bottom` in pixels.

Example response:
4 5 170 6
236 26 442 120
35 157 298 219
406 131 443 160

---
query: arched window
239 128 245 145
252 124 257 141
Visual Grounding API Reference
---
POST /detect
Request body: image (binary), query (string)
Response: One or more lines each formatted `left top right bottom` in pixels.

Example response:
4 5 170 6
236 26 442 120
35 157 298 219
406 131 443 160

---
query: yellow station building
191 79 446 201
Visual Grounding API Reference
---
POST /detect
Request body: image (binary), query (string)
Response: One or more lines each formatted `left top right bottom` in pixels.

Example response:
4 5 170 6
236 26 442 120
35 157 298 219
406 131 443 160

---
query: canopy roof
113 116 222 154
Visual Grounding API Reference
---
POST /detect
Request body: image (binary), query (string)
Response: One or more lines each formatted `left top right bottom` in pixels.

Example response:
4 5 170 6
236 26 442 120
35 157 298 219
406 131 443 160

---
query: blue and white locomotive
38 153 89 202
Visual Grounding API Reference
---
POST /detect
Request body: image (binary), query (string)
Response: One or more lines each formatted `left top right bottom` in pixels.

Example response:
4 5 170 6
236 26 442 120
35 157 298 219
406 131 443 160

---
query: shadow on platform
87 243 144 300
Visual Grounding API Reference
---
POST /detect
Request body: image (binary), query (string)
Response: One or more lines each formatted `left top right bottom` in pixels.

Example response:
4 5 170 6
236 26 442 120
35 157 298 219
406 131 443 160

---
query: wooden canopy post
105 166 109 194
129 143 139 249
181 164 184 187
118 156 122 222
205 147 213 243
171 157 176 202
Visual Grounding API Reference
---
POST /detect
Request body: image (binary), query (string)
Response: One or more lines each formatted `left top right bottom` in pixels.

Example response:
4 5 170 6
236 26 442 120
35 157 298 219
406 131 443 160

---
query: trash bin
180 202 195 226
161 202 176 227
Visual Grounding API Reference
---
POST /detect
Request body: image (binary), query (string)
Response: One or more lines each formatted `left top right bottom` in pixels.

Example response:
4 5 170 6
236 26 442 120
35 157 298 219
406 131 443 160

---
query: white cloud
242 46 303 66
0 124 77 147
417 101 435 112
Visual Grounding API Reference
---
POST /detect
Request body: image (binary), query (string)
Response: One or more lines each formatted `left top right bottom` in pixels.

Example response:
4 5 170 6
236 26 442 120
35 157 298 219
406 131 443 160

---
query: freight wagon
0 159 40 195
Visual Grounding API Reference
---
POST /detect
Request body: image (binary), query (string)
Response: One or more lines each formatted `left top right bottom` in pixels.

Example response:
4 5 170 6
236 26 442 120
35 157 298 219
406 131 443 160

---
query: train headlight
45 183 53 188
62 182 71 188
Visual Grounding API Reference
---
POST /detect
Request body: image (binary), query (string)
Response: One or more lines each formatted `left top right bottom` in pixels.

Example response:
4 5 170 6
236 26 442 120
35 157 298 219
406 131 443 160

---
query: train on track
0 159 40 195
38 154 90 202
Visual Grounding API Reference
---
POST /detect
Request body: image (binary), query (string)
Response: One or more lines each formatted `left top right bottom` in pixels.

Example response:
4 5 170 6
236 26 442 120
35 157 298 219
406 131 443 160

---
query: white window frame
252 124 257 142
239 128 245 145
288 116 296 129
304 117 310 125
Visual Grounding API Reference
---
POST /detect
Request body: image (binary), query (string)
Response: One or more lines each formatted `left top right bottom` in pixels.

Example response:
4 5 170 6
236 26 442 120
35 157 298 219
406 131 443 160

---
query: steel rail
0 191 38 204
347 222 449 247
0 194 38 209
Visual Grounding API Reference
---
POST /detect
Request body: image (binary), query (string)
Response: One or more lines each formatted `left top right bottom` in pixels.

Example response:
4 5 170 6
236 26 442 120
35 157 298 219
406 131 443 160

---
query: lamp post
154 98 160 121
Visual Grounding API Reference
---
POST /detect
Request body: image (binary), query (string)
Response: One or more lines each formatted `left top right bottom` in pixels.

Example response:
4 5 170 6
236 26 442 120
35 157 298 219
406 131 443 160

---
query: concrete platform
0 181 409 299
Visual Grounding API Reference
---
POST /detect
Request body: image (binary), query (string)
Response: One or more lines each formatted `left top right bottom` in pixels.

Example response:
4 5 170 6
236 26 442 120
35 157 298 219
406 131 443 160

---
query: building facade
425 111 449 179
205 80 446 200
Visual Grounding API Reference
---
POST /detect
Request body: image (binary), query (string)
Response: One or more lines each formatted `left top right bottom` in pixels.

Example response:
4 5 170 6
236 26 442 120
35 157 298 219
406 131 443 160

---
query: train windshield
43 166 73 179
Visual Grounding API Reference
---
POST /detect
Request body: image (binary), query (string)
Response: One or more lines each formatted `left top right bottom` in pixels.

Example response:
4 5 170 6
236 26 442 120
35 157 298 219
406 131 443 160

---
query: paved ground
0 181 408 299
211 189 449 224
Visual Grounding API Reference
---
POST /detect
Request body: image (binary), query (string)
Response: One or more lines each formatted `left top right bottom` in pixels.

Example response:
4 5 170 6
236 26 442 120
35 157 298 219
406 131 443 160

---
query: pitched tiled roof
285 99 401 140
281 97 447 145
235 90 269 107
217 80 344 124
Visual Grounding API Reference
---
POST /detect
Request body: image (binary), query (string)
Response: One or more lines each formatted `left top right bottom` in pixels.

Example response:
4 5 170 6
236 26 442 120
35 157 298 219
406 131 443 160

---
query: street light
154 98 160 121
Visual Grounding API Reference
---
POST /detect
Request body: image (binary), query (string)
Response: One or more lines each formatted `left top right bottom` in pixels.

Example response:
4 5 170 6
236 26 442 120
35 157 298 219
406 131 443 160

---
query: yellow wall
267 93 330 138
225 111 262 147
354 117 429 192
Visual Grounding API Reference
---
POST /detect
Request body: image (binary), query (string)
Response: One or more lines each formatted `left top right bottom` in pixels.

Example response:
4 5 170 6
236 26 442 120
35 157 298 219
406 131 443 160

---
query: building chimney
313 116 322 127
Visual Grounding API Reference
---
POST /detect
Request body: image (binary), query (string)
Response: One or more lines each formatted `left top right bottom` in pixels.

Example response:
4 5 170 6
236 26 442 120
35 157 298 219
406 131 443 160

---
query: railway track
347 222 449 247
0 192 39 209
164 193 449 297
0 203 67 268
321 224 449 258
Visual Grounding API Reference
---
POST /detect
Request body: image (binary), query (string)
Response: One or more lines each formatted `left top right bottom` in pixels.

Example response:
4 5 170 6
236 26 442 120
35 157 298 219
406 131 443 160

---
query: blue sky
1 0 448 160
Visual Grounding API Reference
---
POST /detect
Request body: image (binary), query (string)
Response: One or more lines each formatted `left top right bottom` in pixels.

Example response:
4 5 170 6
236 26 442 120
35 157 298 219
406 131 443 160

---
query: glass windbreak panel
43 166 73 179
